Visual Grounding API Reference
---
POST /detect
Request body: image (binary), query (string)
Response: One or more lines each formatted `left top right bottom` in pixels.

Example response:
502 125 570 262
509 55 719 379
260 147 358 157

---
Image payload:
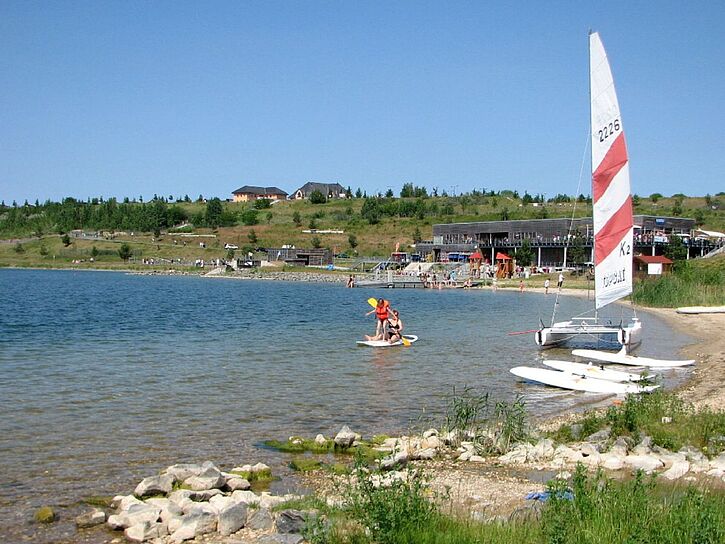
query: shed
634 255 673 277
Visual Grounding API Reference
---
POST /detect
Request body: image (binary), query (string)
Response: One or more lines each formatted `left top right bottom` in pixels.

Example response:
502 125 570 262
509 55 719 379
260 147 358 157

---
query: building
292 182 347 200
415 215 712 267
633 255 673 277
266 247 333 266
231 186 288 203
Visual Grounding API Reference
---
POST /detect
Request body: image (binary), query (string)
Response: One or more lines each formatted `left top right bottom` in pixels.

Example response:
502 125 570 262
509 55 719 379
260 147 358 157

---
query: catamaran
535 32 642 348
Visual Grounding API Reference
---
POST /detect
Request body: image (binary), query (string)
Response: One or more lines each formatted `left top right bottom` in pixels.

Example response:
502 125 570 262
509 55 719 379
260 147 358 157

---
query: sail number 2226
598 119 621 143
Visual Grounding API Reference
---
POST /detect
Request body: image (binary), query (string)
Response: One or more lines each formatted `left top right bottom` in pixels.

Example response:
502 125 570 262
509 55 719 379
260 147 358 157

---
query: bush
118 243 132 261
309 190 327 204
254 198 272 209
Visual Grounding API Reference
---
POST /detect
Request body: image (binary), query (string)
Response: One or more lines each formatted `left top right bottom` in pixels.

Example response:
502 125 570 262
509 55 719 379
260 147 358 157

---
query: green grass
632 256 725 307
290 457 324 472
549 391 725 456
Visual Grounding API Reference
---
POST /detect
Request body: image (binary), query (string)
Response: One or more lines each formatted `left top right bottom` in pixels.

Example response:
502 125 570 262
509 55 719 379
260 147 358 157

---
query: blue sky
1 1 723 204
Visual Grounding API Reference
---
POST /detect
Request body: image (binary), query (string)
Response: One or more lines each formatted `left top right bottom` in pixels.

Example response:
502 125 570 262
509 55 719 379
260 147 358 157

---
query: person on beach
544 278 550 294
557 272 564 289
385 309 404 344
519 280 524 292
365 298 390 339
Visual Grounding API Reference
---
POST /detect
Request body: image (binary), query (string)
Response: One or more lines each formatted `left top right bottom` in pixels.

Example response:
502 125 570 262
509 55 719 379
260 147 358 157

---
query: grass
549 390 725 456
304 456 725 544
632 256 725 307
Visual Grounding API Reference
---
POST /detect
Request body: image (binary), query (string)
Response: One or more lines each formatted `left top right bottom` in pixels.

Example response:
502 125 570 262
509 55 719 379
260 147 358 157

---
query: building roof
232 186 288 196
295 182 346 194
634 255 673 264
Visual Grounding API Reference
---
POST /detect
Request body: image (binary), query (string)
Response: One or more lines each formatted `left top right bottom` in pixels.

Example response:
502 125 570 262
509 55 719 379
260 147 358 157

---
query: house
231 186 288 203
292 182 347 200
634 255 673 277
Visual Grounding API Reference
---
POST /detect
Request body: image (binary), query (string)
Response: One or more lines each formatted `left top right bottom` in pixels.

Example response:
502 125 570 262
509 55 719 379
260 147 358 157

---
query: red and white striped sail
590 32 633 309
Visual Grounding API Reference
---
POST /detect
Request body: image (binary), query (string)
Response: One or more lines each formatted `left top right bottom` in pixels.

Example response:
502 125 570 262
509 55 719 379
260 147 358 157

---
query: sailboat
535 32 642 348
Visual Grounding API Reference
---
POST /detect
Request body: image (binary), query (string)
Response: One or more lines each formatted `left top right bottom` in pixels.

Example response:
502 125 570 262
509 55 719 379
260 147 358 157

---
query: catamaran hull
535 318 642 348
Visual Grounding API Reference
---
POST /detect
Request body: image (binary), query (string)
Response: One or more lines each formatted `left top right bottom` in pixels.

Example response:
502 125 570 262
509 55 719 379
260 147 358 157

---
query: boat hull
535 318 642 349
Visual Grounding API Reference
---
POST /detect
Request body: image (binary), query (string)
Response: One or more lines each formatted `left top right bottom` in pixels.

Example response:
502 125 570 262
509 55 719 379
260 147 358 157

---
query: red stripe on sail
593 133 628 203
595 196 633 265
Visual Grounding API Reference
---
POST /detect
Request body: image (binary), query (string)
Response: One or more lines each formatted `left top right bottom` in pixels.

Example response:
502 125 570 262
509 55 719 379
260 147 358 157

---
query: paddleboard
676 306 725 314
571 348 694 368
357 334 418 348
542 360 653 383
510 366 658 394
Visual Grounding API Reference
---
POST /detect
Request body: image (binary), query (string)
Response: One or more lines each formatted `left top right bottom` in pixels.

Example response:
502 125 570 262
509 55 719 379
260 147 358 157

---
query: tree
568 232 587 266
308 217 318 230
90 246 99 259
205 198 224 228
240 209 258 226
13 242 25 254
226 248 236 260
385 188 394 198
515 239 533 267
650 193 662 203
311 236 322 249
309 190 327 204
61 234 71 246
412 226 422 243
254 198 272 209
247 229 258 245
348 234 358 250
292 211 302 227
118 243 132 261
664 234 687 262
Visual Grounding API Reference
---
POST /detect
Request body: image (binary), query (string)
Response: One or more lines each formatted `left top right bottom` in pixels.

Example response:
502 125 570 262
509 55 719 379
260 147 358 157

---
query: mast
589 32 634 310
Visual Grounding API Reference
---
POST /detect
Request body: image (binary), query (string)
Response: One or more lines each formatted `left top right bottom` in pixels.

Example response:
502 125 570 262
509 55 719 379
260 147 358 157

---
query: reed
633 257 725 307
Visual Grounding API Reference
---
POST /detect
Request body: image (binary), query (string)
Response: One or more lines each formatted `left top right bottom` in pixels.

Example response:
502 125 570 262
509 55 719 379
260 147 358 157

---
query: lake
0 269 692 541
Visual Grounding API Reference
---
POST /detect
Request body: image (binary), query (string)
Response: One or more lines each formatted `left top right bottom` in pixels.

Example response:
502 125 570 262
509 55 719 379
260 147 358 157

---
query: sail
590 32 633 309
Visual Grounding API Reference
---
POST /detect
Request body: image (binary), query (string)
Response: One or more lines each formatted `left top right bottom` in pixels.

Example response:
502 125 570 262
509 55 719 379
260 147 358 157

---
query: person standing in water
544 278 550 294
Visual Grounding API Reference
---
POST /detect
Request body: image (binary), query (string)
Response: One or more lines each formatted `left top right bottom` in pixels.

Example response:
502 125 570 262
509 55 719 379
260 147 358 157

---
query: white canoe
676 306 725 314
357 334 418 348
510 366 658 394
543 360 653 383
571 348 694 368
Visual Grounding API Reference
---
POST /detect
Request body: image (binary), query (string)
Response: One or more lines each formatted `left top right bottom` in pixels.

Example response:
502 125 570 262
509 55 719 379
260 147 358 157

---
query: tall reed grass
633 257 725 307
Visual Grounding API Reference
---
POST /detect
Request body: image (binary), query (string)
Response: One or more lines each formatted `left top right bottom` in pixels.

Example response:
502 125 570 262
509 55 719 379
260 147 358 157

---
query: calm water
0 269 692 541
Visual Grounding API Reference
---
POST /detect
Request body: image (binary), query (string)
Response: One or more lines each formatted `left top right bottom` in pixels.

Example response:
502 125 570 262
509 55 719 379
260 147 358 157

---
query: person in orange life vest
365 298 390 340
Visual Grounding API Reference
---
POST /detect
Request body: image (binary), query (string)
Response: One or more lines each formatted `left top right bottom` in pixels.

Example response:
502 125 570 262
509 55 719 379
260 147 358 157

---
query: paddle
507 329 539 336
366 298 411 346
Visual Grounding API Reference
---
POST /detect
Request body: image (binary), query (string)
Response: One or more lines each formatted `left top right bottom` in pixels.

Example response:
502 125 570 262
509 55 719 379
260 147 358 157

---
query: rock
118 494 145 512
164 463 203 482
569 424 583 440
660 460 690 480
709 452 725 472
599 452 625 471
167 489 193 505
108 504 161 530
469 455 486 463
531 439 555 461
247 507 274 531
134 474 175 498
632 436 653 456
226 477 251 491
380 450 408 470
275 509 308 533
184 462 225 491
499 443 534 464
609 437 630 458
586 428 611 443
218 502 248 536
421 435 441 450
423 428 439 438
334 425 357 448
34 506 56 524
411 447 436 460
551 445 582 466
314 434 327 446
382 437 398 449
623 455 664 474
75 509 106 528
251 462 271 474
260 493 297 510
653 450 686 469
231 490 261 506
124 521 168 542
189 488 223 501
170 504 217 542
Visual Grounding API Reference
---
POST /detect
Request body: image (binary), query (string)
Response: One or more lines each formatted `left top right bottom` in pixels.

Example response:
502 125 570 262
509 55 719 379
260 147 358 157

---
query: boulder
218 502 248 536
411 448 436 461
586 428 611 443
632 436 653 456
660 460 690 480
709 452 725 472
421 435 441 450
260 493 296 509
167 489 193 506
189 488 223 501
599 452 626 471
118 494 145 511
231 490 261 506
34 506 56 524
247 507 274 531
251 462 271 475
275 509 308 533
124 520 168 542
380 450 409 470
225 476 251 491
334 425 357 448
469 455 486 463
165 463 203 482
107 504 161 530
531 439 555 461
499 443 534 464
623 455 664 474
184 463 225 491
75 509 106 528
134 474 175 497
314 434 327 446
423 428 439 439
609 437 630 458
170 504 217 542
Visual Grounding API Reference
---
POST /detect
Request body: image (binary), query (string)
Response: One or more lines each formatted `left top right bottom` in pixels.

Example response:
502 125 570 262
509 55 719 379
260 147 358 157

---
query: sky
1 1 724 204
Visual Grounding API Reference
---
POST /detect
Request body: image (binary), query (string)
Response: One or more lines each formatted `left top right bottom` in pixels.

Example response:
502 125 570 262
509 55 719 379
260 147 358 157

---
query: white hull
510 366 658 394
357 334 418 348
535 317 642 348
676 306 725 314
572 347 694 368
543 359 652 383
